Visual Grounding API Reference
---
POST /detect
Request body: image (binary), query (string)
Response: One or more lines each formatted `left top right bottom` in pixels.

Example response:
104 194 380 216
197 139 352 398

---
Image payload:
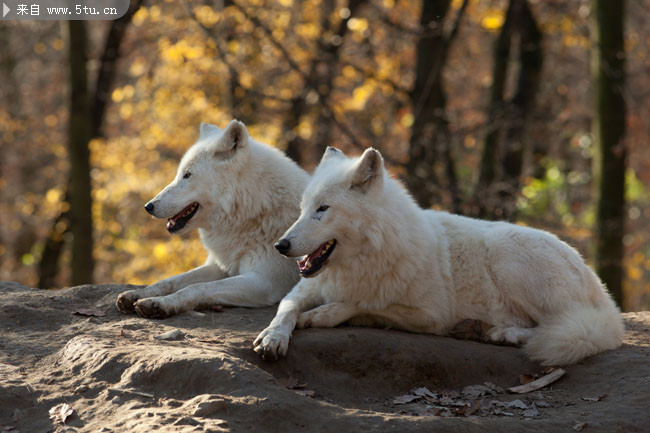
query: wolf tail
524 291 624 366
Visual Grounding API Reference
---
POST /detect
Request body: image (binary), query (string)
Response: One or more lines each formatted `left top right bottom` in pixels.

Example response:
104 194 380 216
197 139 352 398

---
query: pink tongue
298 244 326 268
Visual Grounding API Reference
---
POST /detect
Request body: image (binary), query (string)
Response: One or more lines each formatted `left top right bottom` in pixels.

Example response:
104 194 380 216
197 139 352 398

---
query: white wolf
116 120 309 318
254 147 624 366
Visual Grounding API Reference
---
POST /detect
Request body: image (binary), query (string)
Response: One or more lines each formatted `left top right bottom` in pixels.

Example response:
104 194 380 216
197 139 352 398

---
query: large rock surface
1 282 648 432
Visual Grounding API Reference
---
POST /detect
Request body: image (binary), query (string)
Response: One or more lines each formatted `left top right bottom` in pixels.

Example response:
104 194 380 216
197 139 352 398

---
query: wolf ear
214 119 249 156
350 148 384 193
199 122 222 139
319 146 345 164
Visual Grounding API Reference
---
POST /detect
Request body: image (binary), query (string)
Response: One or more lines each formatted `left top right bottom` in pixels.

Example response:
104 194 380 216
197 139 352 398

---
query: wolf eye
317 205 329 212
183 172 192 179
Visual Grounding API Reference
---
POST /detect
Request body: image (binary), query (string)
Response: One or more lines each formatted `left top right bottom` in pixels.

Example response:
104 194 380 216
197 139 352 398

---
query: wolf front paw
133 297 174 319
253 327 290 361
116 290 141 313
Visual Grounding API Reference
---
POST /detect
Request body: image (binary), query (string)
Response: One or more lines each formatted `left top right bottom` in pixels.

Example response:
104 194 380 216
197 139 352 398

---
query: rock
192 399 227 417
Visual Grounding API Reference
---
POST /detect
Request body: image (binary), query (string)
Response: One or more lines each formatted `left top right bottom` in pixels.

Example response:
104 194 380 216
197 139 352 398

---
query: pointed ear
214 119 249 156
319 146 345 164
199 122 222 139
350 148 384 193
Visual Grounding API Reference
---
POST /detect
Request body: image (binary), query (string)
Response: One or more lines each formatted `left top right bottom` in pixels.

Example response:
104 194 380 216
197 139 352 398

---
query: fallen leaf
519 373 537 385
522 405 540 418
49 403 74 424
508 368 566 394
573 421 588 431
73 384 89 394
153 329 185 341
504 399 528 409
412 387 437 398
455 400 481 416
278 376 307 390
483 382 504 393
581 394 607 402
493 409 514 416
73 308 105 317
462 384 492 399
393 394 421 405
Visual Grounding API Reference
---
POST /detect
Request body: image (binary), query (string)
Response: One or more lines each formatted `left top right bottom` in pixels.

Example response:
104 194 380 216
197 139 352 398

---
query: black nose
144 202 155 215
274 238 290 255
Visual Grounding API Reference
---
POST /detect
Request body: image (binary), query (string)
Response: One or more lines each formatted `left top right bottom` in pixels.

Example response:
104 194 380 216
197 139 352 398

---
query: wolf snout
274 238 291 255
144 202 155 215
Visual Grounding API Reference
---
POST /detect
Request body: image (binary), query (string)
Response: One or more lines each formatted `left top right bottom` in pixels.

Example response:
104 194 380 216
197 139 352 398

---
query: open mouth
297 239 337 277
166 202 199 233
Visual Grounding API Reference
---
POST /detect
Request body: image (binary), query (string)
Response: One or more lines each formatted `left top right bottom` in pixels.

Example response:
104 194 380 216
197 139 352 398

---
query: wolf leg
484 326 534 346
133 272 278 318
116 263 226 313
254 280 322 360
297 302 360 329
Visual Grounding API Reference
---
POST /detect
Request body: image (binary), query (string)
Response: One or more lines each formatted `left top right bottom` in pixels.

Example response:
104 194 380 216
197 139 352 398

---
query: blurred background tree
1 0 648 310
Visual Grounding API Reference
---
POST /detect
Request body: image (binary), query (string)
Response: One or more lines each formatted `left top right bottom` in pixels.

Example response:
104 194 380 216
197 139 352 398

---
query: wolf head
144 119 251 235
275 146 386 278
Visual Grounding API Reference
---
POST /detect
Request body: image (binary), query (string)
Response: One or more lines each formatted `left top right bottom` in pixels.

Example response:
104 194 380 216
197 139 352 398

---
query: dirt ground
1 281 649 433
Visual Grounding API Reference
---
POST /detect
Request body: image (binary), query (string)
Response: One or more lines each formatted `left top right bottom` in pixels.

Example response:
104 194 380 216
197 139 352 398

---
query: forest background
0 0 648 310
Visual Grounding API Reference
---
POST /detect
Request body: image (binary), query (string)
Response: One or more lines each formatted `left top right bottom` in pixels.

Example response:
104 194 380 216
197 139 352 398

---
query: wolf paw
253 327 290 361
133 298 173 319
116 290 141 313
485 326 533 347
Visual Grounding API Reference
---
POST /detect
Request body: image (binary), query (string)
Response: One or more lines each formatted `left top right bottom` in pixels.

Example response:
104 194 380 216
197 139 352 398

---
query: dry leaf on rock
493 409 514 416
412 387 437 398
49 402 74 424
73 308 105 317
522 405 540 418
153 329 184 341
278 376 307 390
504 399 528 409
462 384 492 399
393 394 421 405
452 400 481 416
573 421 588 431
483 382 504 393
582 394 607 402
508 368 566 394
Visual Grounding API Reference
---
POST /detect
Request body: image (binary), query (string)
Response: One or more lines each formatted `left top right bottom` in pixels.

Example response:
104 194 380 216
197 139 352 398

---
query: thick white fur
254 147 624 365
116 120 309 318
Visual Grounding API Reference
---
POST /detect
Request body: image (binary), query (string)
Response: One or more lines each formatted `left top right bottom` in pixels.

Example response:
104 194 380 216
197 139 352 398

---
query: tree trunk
404 0 452 209
499 0 543 220
283 0 365 164
592 0 626 308
475 0 516 218
66 20 94 286
39 2 144 288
